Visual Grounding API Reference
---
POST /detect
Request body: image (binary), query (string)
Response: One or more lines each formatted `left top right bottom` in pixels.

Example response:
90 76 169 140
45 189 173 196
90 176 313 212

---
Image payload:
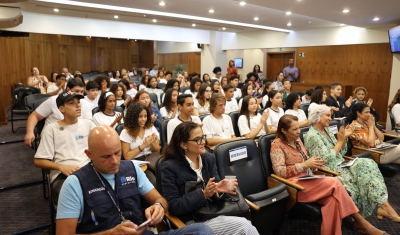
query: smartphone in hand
136 219 152 230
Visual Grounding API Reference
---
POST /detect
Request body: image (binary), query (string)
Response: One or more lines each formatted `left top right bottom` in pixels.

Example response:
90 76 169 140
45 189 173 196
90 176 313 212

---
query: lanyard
312 126 343 158
92 164 128 222
293 141 313 175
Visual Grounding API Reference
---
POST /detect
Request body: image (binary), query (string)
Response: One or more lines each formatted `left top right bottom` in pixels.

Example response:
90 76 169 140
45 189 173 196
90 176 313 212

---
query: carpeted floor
1 120 400 234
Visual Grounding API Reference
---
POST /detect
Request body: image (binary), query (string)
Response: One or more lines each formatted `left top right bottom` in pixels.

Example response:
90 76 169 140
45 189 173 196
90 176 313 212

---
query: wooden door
266 52 295 81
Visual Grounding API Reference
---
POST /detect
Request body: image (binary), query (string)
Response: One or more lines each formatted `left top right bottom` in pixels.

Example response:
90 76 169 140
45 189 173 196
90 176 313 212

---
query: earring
183 148 187 155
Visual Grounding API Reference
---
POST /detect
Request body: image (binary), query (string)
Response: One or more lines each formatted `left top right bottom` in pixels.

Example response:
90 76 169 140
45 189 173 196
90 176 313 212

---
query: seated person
351 87 379 121
308 89 328 114
167 94 201 143
223 84 239 114
238 84 254 109
261 82 274 108
202 93 239 145
24 78 93 147
194 83 211 116
238 96 270 138
281 79 291 106
119 78 137 98
110 83 131 111
301 89 313 104
92 92 123 128
120 103 159 186
145 77 163 106
245 72 260 89
133 90 163 132
229 76 241 99
211 79 221 94
272 71 284 92
26 67 49 92
93 75 110 95
56 125 213 235
184 78 202 99
284 93 309 127
139 75 149 91
160 88 180 119
34 91 95 205
83 81 99 108
161 79 181 103
271 115 386 235
212 66 222 82
162 122 259 235
47 74 66 95
265 90 284 133
389 88 400 129
349 103 400 165
325 82 352 118
305 104 400 222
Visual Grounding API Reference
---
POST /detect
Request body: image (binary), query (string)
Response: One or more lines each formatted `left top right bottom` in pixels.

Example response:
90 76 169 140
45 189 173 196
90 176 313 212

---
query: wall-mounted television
234 58 243 68
389 25 400 53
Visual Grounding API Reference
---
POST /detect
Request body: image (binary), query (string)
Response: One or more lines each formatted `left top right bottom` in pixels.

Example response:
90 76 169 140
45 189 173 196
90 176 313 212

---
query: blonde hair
353 87 368 96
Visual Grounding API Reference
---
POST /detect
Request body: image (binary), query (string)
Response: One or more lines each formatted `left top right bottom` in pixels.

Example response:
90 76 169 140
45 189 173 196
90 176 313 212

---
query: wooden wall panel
157 52 201 75
296 43 392 122
0 33 153 124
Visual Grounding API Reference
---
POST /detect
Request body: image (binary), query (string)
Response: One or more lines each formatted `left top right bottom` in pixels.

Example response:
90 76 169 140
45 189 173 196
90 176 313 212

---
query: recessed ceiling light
209 9 214 13
127 39 129 40
143 15 146 17
342 9 349 13
222 27 226 30
152 19 157 22
108 37 110 39
239 1 246 6
192 23 196 27
308 21 311 24
373 17 380 21
114 15 118 19
254 17 259 21
135 39 137 41
89 36 91 38
54 8 59 12
340 24 344 26
159 1 165 6
286 12 291 15
287 23 292 26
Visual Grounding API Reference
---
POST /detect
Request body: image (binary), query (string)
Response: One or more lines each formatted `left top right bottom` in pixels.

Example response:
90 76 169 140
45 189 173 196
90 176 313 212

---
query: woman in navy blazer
161 122 259 235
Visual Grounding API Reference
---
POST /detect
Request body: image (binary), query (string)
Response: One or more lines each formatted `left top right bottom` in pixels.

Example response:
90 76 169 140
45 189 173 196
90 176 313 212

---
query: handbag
185 180 249 222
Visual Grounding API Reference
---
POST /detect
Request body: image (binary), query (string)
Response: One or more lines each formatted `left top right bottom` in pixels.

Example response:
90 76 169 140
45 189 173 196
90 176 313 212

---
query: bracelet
138 145 143 152
154 202 165 212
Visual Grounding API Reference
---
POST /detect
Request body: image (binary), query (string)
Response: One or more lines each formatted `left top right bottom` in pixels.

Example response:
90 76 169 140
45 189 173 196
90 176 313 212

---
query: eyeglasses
187 135 207 145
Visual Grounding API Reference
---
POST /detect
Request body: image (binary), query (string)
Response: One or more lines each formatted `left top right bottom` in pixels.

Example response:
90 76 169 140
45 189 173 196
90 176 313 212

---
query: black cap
56 91 84 108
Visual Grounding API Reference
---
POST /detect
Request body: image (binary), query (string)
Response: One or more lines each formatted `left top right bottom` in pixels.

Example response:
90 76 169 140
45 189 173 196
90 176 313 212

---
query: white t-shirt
225 99 239 114
36 96 93 129
266 107 284 129
233 88 242 99
46 84 62 94
285 109 307 123
301 95 311 104
83 95 99 108
238 98 261 110
126 88 137 98
392 103 400 125
238 113 267 137
194 99 210 115
202 114 235 139
138 84 146 91
116 99 125 107
160 107 180 119
308 102 318 114
145 88 163 105
167 116 202 143
262 95 269 108
184 89 198 99
119 127 159 158
159 78 167 84
92 111 124 129
34 119 95 183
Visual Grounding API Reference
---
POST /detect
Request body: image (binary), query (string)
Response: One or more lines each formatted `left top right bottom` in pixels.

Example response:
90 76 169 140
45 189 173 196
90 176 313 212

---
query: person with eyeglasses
193 84 212 116
162 122 260 235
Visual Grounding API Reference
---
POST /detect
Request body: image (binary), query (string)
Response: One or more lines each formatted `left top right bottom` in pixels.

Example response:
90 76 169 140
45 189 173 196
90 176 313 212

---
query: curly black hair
285 92 301 110
93 75 110 89
98 92 115 112
124 102 153 140
310 89 325 104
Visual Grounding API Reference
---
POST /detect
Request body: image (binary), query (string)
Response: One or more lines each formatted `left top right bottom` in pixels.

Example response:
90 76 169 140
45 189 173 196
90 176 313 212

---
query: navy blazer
325 95 351 118
161 152 221 223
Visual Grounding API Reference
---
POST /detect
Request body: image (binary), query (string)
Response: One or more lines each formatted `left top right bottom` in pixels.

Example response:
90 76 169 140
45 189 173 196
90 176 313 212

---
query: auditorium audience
49 70 59 83
62 67 73 81
133 90 162 132
308 88 328 114
139 74 149 91
265 90 284 133
351 87 379 121
181 70 190 87
261 81 274 108
325 82 353 118
285 93 309 127
158 70 166 83
238 96 269 138
305 104 400 222
161 78 180 103
107 70 114 79
27 67 49 92
193 83 211 116
162 122 260 235
165 71 172 82
202 73 211 84
301 89 313 104
281 79 291 106
145 76 163 106
92 92 123 128
388 88 400 128
34 91 95 205
223 84 239 114
273 71 284 92
253 64 264 83
227 60 238 77
83 81 99 108
211 79 221 94
184 78 202 98
229 76 241 99
238 84 255 109
203 93 239 145
74 74 86 86
212 66 222 82
283 58 299 82
271 114 384 235
160 88 180 119
47 74 66 95
93 75 110 95
149 64 158 77
119 78 137 98
167 94 201 143
110 83 131 111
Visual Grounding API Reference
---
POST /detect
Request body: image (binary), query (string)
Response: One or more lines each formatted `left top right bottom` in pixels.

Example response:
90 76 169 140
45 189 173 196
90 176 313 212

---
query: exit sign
278 48 282 51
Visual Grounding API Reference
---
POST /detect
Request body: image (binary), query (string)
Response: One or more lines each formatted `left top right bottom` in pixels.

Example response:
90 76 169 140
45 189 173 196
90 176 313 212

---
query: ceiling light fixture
135 39 137 41
308 21 311 23
209 9 214 13
254 17 259 21
373 17 379 21
342 9 349 13
340 24 344 26
114 15 118 19
159 1 165 6
143 15 146 17
152 19 157 22
54 8 59 12
192 23 196 27
286 11 291 15
287 23 292 26
222 27 226 30
239 1 246 6
108 37 110 39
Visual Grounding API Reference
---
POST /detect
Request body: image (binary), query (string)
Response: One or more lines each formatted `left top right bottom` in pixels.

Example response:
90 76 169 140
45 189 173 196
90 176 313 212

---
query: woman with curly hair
120 102 159 186
92 92 123 128
93 75 110 95
193 83 211 116
133 90 163 132
110 83 131 111
389 89 400 129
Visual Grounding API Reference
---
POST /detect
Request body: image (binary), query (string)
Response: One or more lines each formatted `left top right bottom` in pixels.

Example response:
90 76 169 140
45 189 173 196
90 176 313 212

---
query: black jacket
325 95 351 118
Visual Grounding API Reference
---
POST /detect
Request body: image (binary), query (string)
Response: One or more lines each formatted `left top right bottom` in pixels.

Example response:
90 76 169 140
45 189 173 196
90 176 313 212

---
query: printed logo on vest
75 135 84 140
88 187 105 194
120 176 136 185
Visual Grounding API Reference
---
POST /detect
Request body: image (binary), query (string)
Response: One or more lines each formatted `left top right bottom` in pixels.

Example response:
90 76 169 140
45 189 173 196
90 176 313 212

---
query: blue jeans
145 223 213 235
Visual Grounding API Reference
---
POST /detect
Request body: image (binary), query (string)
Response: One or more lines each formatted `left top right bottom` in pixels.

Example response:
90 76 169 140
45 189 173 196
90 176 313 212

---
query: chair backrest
329 119 342 135
92 107 100 116
180 86 190 93
257 134 276 177
155 157 165 194
158 83 166 90
13 87 39 109
25 94 51 112
149 93 158 107
214 138 268 197
33 97 50 136
199 114 209 121
228 111 240 137
160 93 165 104
299 126 310 143
115 123 124 135
160 119 171 150
388 110 396 130
341 117 349 127
92 106 124 116
299 104 310 117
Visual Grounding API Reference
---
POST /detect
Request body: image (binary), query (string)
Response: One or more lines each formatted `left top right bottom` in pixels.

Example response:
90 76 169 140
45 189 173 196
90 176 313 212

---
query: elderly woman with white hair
304 104 400 226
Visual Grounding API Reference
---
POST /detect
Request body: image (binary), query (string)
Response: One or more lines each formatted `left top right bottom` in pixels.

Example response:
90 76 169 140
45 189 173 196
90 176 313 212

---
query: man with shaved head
56 126 213 235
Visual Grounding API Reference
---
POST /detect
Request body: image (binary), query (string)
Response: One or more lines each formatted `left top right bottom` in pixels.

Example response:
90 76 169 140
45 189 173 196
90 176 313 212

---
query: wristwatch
154 202 165 212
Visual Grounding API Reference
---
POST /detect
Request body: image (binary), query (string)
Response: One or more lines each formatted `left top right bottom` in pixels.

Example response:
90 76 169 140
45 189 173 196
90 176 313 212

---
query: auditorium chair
10 86 40 133
91 106 124 116
388 109 400 133
228 111 241 137
213 138 289 234
159 118 171 150
180 87 190 94
149 93 159 107
199 114 209 121
25 93 51 115
158 83 166 90
299 104 310 117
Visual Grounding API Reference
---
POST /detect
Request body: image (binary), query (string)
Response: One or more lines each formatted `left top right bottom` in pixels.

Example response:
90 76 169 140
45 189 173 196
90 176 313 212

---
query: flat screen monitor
234 58 243 68
389 25 400 53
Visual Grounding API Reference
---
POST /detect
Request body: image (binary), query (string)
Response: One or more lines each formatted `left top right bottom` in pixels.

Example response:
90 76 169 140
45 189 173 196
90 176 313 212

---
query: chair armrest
352 146 384 155
383 133 400 139
270 174 305 190
165 212 185 228
245 199 260 211
343 156 354 160
352 146 382 164
319 167 340 176
267 176 300 212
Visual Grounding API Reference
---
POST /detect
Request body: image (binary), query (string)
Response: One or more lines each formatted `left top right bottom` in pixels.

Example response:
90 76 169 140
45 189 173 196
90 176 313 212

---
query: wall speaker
197 43 202 49
0 31 29 37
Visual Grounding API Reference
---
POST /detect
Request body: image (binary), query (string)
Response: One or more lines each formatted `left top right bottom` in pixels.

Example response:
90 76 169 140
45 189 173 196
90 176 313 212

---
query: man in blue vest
56 125 213 235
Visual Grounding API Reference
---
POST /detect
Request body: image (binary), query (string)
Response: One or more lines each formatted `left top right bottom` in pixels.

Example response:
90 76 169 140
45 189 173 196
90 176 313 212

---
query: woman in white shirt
261 81 274 108
211 79 221 94
238 84 255 109
145 76 163 106
265 90 284 133
272 71 284 92
120 102 159 186
161 78 181 103
184 77 202 98
138 75 149 91
193 83 211 116
92 92 123 128
160 88 180 119
284 93 310 127
308 89 328 114
238 96 270 138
